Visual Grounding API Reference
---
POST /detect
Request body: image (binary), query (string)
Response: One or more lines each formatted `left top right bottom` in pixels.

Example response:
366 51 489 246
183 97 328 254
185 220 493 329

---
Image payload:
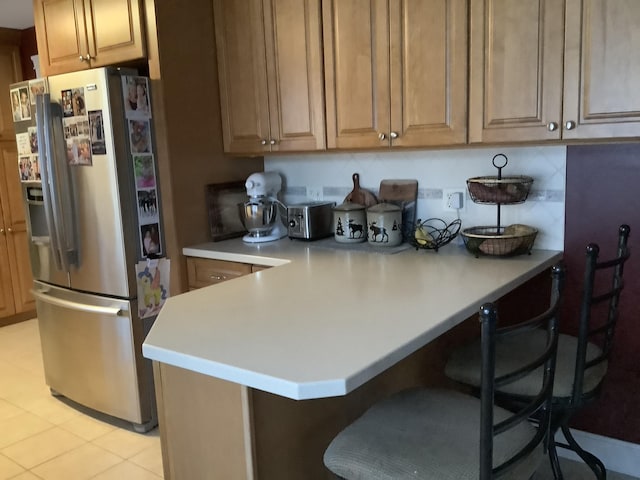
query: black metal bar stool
445 225 631 480
323 264 565 480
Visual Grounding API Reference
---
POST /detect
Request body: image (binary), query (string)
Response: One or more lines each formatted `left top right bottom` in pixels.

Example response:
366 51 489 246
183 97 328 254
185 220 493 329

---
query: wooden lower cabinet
152 326 473 479
0 141 35 320
186 257 271 290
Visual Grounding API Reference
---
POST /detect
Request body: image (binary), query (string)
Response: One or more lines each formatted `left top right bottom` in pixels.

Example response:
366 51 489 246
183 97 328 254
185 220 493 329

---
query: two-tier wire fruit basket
461 154 538 257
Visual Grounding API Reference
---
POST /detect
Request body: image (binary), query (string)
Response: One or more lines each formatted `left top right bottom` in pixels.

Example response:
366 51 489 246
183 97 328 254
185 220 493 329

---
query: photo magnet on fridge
135 258 170 319
89 110 106 155
122 76 151 118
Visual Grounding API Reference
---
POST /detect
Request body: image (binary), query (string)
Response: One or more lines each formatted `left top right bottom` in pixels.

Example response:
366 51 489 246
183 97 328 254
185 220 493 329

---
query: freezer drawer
33 281 156 430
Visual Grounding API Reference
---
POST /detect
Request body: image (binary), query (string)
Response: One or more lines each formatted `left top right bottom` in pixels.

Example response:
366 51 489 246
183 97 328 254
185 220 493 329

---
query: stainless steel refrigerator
10 68 159 432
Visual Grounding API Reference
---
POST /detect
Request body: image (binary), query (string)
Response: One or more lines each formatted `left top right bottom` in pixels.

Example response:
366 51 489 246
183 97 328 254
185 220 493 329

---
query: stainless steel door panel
46 69 137 298
33 281 153 425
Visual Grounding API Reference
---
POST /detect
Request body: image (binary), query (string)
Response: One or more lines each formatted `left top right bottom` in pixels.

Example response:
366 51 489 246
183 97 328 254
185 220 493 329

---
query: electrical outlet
443 188 466 212
307 186 323 201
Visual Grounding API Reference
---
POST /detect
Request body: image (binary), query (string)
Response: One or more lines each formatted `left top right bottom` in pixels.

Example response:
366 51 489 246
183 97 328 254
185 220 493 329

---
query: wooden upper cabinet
323 0 390 150
470 0 640 143
323 0 467 150
390 0 468 147
213 0 325 154
469 0 565 143
562 0 640 139
0 45 22 140
34 0 145 76
84 0 146 69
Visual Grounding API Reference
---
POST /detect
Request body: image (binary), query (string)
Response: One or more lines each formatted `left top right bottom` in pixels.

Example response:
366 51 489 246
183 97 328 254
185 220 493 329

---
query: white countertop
143 239 562 400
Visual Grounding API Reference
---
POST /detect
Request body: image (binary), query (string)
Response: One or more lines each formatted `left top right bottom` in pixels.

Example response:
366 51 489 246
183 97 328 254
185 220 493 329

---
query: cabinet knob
6 227 12 233
0 228 4 234
269 139 276 145
565 120 576 130
210 274 227 281
378 133 386 141
547 122 558 132
79 55 85 62
261 139 267 145
390 131 398 139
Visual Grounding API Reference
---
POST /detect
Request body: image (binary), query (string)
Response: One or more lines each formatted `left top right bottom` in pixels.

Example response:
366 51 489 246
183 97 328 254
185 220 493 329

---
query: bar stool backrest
480 263 565 479
571 224 631 407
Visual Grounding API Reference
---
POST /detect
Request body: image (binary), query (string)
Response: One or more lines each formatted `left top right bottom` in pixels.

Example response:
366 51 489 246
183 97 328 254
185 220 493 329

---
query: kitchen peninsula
142 240 562 479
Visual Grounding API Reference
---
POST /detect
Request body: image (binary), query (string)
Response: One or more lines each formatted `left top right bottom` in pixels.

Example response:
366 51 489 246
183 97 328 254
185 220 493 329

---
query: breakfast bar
142 240 562 479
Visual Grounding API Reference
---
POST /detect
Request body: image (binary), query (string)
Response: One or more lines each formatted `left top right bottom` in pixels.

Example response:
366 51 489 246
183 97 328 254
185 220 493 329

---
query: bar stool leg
548 438 565 480
560 424 607 480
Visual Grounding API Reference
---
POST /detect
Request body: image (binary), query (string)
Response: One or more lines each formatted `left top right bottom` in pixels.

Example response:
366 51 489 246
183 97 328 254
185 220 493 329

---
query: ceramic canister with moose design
366 203 402 247
333 202 367 243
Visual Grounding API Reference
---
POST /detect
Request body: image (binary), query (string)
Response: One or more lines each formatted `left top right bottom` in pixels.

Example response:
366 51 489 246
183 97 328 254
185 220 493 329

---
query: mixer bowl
239 200 277 236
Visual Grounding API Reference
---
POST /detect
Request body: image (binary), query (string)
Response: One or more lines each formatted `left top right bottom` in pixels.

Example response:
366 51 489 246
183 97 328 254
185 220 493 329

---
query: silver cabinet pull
0 228 4 234
390 131 398 139
547 122 558 131
210 274 228 281
378 133 386 141
269 139 276 145
6 227 12 233
261 139 267 145
565 120 576 130
78 55 85 62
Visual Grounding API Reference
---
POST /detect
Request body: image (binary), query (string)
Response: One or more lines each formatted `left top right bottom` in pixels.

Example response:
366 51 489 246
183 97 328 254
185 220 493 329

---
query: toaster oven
287 201 335 240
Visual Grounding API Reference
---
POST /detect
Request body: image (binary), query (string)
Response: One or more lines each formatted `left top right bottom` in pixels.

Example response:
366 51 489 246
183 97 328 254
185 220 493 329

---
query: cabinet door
213 0 271 154
264 0 325 152
34 0 91 76
0 143 34 314
323 0 391 149
0 208 15 318
186 257 252 290
390 0 467 147
469 0 565 143
0 45 22 141
563 0 640 139
84 0 146 68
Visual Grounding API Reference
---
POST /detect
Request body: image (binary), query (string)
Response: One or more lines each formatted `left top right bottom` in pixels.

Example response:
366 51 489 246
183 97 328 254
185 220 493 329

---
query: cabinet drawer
186 258 252 289
251 265 270 273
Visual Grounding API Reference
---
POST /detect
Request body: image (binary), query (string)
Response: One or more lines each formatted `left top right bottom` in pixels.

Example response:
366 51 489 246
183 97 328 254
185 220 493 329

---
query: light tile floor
1 319 638 480
0 320 163 480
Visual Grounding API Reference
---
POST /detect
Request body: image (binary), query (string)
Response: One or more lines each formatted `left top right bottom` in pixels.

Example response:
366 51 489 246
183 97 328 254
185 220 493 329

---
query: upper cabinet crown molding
323 0 468 150
213 0 326 154
34 0 146 76
470 0 640 144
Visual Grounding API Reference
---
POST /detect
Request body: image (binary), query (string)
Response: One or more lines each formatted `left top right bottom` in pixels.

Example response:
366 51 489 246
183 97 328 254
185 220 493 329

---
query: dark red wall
565 143 640 443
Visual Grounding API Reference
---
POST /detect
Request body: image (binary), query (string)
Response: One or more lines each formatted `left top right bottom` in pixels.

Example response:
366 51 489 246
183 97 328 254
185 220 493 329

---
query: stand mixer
239 172 288 243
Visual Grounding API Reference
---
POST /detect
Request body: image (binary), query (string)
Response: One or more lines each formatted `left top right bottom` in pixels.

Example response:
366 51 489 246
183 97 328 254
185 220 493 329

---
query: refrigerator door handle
35 94 63 270
42 94 78 270
31 289 125 316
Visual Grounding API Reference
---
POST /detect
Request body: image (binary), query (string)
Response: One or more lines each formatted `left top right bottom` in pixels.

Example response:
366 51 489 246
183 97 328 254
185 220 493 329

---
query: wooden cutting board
378 179 418 239
343 173 377 207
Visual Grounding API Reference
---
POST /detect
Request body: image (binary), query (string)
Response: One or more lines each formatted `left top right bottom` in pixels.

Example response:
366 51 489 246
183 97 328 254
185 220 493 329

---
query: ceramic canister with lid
366 202 402 247
333 202 367 243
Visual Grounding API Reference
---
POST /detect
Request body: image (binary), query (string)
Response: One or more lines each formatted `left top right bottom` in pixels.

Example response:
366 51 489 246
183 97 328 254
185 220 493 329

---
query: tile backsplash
265 145 566 250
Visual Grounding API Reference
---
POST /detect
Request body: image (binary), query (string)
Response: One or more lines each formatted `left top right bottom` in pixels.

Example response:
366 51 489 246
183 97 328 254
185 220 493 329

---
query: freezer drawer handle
31 290 125 316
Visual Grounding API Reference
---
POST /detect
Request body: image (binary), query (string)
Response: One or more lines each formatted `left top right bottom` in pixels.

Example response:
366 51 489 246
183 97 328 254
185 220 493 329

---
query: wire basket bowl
466 176 534 204
410 218 462 252
461 224 538 257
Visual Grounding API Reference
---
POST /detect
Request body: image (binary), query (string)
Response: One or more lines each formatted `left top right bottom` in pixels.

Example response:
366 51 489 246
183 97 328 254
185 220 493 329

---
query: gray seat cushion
324 388 542 480
445 330 607 399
